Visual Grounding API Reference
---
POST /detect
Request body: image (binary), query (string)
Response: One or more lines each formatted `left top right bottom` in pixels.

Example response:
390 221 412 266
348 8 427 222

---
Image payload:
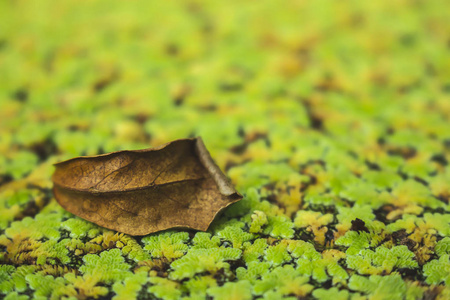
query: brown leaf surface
52 137 242 235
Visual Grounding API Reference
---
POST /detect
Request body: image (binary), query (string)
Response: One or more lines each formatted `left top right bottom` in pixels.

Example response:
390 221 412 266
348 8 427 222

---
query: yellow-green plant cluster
1 0 449 299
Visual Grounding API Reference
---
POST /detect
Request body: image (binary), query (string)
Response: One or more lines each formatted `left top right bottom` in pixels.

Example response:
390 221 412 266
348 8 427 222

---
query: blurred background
1 2 450 298
0 0 449 184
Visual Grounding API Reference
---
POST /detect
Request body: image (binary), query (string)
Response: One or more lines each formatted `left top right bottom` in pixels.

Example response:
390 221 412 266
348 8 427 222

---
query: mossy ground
1 0 450 299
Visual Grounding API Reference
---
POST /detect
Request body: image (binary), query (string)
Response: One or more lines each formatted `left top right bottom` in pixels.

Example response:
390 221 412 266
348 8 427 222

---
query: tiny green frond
435 237 450 257
148 277 182 300
80 249 131 283
254 265 313 297
5 213 62 240
423 255 450 286
142 231 189 260
236 261 271 283
184 275 217 299
346 246 418 275
249 210 268 234
265 241 291 266
207 280 253 300
242 238 268 263
216 224 254 248
263 216 294 239
192 232 221 249
170 247 241 280
335 231 371 255
348 274 407 299
313 287 351 300
287 240 321 260
62 218 100 239
112 272 149 300
25 274 76 299
4 292 29 300
336 205 375 230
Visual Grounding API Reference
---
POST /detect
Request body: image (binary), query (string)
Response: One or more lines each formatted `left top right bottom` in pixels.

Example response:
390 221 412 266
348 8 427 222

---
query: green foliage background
1 0 449 299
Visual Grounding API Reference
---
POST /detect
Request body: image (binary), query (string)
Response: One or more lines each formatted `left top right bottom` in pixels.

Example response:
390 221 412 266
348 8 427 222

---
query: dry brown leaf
52 137 242 235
